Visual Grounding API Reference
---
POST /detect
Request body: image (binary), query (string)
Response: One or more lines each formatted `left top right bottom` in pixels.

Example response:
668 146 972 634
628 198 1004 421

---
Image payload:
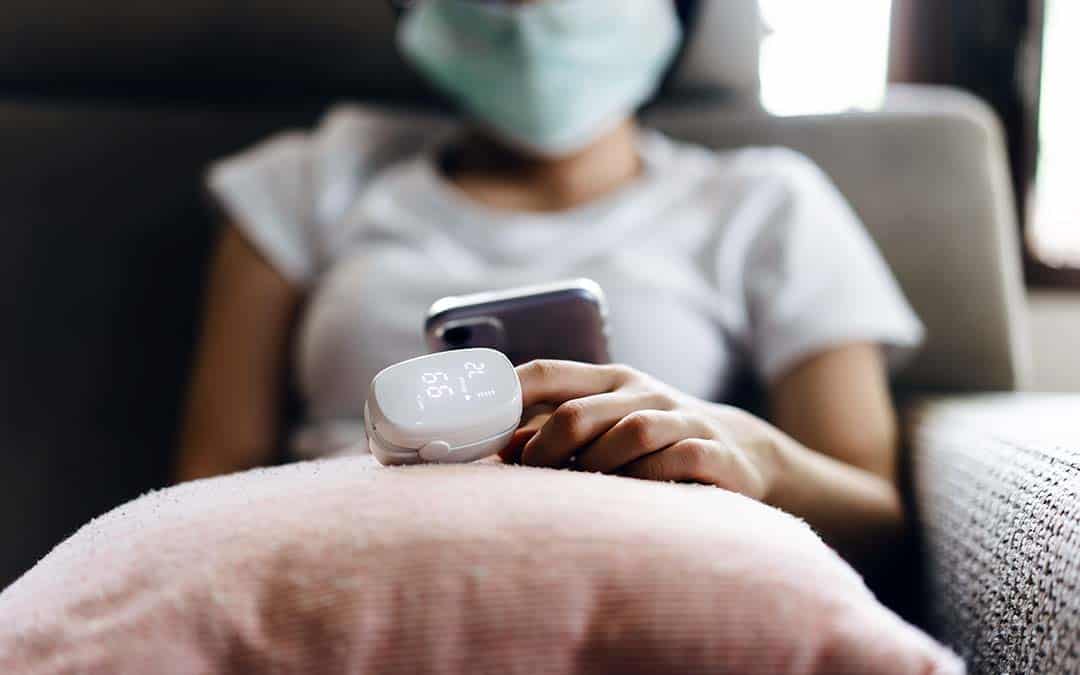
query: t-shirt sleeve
205 106 454 287
206 131 320 285
741 149 925 382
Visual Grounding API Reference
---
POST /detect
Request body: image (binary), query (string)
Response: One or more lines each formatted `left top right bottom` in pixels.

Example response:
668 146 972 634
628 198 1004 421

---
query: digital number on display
419 362 492 403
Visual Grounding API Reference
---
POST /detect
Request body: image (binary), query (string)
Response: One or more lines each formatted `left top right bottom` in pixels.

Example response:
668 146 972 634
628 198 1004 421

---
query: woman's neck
441 119 643 213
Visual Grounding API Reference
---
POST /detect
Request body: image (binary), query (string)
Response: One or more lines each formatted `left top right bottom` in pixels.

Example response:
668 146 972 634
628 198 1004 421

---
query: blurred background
0 0 1076 590
764 0 1078 279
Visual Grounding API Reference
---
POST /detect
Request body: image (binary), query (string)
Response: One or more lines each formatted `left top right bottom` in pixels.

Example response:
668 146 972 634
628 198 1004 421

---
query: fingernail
521 438 541 464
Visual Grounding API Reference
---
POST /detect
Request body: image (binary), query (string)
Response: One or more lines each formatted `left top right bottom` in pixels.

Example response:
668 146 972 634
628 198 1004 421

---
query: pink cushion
0 457 962 674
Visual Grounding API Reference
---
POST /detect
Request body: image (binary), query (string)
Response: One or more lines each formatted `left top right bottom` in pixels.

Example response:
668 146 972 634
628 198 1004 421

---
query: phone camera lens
443 325 473 348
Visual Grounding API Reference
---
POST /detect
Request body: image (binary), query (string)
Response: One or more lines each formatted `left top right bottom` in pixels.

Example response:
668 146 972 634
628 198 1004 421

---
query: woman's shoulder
645 130 826 184
209 103 456 226
216 104 453 182
313 104 456 163
204 106 456 285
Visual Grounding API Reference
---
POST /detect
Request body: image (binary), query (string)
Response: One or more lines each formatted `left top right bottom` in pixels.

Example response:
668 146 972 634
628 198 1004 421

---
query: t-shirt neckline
413 129 673 227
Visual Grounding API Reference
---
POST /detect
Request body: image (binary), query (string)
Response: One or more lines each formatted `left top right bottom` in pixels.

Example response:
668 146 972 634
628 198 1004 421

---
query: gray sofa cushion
910 395 1080 674
0 99 322 589
646 85 1029 392
0 0 761 105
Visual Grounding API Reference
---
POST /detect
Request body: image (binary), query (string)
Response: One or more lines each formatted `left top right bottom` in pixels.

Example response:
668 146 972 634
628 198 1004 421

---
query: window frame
1024 0 1080 286
1027 258 1080 287
891 0 1080 289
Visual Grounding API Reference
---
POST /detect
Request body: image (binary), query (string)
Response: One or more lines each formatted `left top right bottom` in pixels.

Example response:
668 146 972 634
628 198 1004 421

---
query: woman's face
395 0 685 157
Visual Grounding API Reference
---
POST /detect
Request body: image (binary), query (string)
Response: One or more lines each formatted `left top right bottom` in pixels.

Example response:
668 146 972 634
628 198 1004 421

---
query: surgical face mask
398 0 683 158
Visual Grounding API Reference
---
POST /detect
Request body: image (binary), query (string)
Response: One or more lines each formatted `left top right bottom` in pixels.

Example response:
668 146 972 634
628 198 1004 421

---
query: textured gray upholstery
645 85 1031 392
909 395 1080 674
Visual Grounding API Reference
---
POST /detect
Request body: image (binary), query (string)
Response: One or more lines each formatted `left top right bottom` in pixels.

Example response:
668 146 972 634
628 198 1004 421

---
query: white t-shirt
208 106 924 458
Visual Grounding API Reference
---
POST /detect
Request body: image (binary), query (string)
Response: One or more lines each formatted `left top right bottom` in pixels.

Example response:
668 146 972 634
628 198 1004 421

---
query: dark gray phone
425 279 611 366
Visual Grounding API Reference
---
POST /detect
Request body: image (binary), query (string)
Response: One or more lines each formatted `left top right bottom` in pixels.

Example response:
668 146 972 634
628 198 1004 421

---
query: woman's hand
501 360 782 501
500 350 909 576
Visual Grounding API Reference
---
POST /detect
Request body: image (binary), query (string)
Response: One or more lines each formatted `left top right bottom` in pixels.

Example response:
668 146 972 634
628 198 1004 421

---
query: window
759 0 894 116
1029 0 1080 269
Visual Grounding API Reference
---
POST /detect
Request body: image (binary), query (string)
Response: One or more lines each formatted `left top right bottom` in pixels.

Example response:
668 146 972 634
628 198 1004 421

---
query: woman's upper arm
766 343 900 482
177 224 302 482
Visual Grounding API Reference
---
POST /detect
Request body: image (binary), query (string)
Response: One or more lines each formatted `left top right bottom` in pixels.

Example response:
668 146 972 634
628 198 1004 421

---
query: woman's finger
620 439 768 499
498 429 536 465
516 360 633 409
576 411 714 474
499 412 552 464
520 391 674 469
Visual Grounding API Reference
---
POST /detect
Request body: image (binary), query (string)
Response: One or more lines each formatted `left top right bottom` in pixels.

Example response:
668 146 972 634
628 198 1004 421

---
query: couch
1 1 1076 672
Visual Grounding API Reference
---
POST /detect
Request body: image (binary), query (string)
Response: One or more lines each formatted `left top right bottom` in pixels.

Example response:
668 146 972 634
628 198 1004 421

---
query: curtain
890 0 1044 225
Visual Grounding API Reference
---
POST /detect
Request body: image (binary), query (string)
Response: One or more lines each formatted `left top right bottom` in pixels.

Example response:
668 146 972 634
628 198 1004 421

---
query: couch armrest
646 84 1030 392
907 394 1080 673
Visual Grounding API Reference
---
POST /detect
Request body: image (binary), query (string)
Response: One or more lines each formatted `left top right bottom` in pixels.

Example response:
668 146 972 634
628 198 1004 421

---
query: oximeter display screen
419 361 494 407
373 350 519 429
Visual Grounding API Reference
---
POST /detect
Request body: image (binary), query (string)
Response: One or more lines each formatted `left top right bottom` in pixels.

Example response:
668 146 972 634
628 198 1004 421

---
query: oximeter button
419 441 453 463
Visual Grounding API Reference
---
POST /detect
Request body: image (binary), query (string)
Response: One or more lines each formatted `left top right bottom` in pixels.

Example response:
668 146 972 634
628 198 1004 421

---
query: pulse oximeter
365 348 523 466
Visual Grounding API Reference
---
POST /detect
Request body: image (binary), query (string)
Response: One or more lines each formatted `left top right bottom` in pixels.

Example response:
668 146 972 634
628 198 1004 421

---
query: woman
178 0 923 572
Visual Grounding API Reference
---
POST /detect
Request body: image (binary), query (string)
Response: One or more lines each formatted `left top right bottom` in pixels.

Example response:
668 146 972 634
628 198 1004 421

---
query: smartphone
425 279 611 366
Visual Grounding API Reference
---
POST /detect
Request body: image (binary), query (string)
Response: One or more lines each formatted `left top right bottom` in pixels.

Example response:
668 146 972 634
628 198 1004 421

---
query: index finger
516 360 628 409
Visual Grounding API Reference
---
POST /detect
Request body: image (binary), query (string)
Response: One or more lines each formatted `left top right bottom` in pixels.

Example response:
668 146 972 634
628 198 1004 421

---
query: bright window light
1030 0 1080 267
759 0 894 116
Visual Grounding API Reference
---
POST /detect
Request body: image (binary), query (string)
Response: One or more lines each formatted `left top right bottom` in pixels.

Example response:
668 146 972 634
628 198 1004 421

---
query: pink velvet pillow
0 457 962 674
